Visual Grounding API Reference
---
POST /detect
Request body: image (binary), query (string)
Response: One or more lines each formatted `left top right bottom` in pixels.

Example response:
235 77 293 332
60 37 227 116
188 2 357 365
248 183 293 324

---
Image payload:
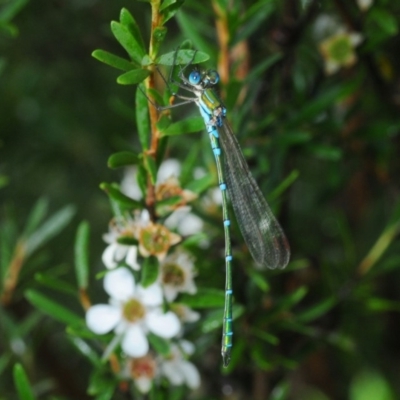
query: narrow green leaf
296 297 336 322
100 183 142 209
157 50 209 66
91 50 134 71
309 145 342 161
0 0 29 22
110 21 145 65
245 53 283 82
178 288 225 308
119 8 145 54
117 236 138 246
136 83 150 150
25 290 82 326
276 286 308 311
252 328 279 345
0 174 9 189
148 333 170 356
247 269 270 292
368 9 398 36
69 337 102 367
161 117 204 136
74 221 90 290
35 273 76 296
25 205 75 256
117 68 151 85
144 155 157 185
107 151 139 169
141 256 159 288
269 169 300 201
13 364 35 400
160 0 185 25
22 198 49 238
366 297 400 312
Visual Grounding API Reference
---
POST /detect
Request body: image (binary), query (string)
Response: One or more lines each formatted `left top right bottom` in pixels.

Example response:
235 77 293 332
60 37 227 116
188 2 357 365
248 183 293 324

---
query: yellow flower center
141 224 171 255
162 263 185 287
122 298 145 323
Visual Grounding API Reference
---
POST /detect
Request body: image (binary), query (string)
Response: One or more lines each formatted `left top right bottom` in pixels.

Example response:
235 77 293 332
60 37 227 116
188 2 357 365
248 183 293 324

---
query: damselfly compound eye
208 70 219 84
189 71 201 85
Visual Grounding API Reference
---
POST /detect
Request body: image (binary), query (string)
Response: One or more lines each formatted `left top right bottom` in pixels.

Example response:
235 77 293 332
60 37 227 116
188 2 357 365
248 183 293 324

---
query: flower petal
135 377 152 393
162 361 184 386
104 267 136 301
126 246 140 270
181 360 200 389
102 244 118 269
157 159 181 183
86 304 120 334
138 283 163 307
146 310 181 338
122 325 149 357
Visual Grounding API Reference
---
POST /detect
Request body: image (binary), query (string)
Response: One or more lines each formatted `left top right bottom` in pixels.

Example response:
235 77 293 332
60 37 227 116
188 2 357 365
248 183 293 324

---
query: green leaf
22 198 49 238
161 117 204 136
69 337 102 367
74 221 90 290
0 0 29 22
88 369 116 399
0 174 9 189
141 256 159 288
157 50 209 66
100 182 142 209
116 236 138 246
309 145 342 161
350 369 394 400
144 155 157 185
366 297 400 312
25 205 76 256
252 328 279 345
160 0 185 25
35 273 76 296
296 297 336 322
136 83 150 150
13 364 35 400
178 288 225 308
269 169 300 201
25 290 82 326
275 286 308 312
117 68 151 85
110 21 145 65
148 332 171 356
119 8 145 55
107 151 139 169
185 174 214 194
247 269 270 292
91 50 134 71
368 9 398 36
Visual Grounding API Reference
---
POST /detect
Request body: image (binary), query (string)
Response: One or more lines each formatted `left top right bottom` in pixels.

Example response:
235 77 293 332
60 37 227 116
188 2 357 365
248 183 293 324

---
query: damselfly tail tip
222 351 231 367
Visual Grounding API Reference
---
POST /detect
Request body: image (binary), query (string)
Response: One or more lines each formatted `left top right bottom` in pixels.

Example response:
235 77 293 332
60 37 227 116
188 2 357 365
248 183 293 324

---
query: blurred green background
1 0 400 399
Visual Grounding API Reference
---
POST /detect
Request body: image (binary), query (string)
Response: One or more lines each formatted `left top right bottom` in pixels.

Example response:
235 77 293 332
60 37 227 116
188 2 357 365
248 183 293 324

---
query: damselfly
148 53 290 367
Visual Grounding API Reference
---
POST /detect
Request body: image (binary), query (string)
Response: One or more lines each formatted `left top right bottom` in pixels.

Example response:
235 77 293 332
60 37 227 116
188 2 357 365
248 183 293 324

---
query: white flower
319 28 363 75
160 341 200 389
164 206 203 236
170 304 200 323
160 251 197 302
86 268 181 358
126 355 157 393
102 218 140 270
356 0 373 11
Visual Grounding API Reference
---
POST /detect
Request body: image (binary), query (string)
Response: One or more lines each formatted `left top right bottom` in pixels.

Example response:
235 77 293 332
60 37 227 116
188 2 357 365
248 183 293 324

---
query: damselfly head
188 70 201 85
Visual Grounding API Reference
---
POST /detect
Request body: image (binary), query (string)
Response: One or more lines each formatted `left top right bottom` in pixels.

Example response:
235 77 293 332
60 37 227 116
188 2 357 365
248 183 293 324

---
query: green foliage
2 0 400 398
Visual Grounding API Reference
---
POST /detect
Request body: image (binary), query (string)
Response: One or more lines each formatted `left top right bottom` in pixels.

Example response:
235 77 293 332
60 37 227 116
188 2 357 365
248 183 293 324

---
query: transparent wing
218 122 290 269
